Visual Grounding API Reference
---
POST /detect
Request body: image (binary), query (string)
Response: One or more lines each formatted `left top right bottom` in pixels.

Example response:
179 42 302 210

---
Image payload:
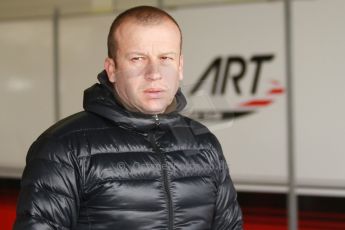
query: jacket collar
83 70 187 131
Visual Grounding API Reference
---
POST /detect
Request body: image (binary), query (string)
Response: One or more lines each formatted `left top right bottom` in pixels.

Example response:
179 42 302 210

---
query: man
14 5 242 230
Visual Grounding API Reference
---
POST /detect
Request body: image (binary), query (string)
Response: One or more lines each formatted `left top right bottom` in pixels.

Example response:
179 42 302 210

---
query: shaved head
107 5 182 59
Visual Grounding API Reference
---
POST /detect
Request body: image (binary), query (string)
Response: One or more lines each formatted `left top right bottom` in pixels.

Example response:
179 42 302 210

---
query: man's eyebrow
125 52 147 57
160 52 178 56
125 51 179 58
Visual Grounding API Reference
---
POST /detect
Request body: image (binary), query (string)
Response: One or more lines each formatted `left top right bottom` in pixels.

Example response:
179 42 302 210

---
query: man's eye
161 56 173 61
131 57 144 61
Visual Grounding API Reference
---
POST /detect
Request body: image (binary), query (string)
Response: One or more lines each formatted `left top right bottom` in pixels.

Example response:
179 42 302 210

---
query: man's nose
144 60 162 81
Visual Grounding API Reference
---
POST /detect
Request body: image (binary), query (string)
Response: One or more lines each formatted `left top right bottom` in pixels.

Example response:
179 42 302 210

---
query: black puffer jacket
14 71 242 230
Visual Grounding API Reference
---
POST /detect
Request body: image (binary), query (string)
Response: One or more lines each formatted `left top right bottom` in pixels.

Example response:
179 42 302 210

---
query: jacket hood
83 70 187 131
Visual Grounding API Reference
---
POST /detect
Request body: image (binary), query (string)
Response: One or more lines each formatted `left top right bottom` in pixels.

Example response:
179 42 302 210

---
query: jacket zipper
153 114 160 126
151 114 173 230
160 153 173 230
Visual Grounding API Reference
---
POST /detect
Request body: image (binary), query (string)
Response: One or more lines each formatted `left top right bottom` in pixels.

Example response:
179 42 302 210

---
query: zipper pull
153 114 160 126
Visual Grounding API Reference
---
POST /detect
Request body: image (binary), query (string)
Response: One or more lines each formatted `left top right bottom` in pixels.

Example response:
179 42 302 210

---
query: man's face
105 19 183 115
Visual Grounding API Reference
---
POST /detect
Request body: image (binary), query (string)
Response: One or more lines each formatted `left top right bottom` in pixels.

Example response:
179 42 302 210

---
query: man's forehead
118 14 171 27
115 17 180 36
115 21 180 44
125 51 179 57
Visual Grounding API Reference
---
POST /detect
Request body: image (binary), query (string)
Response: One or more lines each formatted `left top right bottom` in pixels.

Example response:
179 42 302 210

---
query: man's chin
139 104 167 115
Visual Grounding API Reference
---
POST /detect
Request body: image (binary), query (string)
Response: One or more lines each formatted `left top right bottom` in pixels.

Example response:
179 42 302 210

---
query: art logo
186 54 285 121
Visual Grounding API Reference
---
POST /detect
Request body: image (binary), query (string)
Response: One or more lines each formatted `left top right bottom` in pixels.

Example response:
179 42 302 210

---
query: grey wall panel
1 0 344 196
0 20 54 177
172 2 288 188
294 0 345 190
59 14 115 118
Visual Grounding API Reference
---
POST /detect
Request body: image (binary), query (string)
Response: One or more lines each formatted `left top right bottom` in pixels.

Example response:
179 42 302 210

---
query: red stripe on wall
268 88 285 95
240 99 273 107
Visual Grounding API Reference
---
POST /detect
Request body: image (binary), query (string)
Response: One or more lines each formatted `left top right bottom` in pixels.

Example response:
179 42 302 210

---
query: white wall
172 2 288 191
60 14 112 118
0 19 54 177
293 0 345 195
0 0 344 196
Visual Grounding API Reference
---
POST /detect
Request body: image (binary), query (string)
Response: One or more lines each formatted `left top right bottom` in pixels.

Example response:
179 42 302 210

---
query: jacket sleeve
13 136 81 230
211 139 243 230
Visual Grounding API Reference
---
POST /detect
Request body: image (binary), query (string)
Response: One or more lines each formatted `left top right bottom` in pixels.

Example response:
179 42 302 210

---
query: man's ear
104 57 116 83
178 54 184 81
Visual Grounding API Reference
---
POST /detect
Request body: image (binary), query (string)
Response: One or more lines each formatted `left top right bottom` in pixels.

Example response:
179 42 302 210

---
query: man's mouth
143 88 165 98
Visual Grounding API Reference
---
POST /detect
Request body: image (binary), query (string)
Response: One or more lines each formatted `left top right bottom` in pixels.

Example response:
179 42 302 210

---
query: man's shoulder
178 114 221 147
179 114 212 136
40 111 113 140
26 111 114 160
